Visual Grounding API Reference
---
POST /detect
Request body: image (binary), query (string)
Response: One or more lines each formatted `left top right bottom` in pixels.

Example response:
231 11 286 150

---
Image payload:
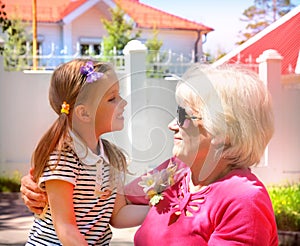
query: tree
145 28 163 63
145 28 164 77
0 1 16 55
237 0 295 45
3 18 28 71
101 5 141 57
204 48 227 64
0 2 28 70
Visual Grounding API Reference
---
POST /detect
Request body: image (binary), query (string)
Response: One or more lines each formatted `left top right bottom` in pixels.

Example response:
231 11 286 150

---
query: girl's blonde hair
176 64 274 167
32 58 127 183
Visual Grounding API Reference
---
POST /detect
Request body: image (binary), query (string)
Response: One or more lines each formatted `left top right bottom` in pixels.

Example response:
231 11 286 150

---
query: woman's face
168 106 212 167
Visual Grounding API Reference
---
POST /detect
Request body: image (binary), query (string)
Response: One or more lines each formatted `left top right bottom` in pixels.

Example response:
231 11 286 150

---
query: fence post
255 49 283 183
256 49 283 133
256 49 282 88
120 40 147 164
123 39 147 87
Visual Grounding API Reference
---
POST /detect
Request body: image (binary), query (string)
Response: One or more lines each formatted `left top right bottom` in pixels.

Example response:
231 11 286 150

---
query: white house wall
22 4 205 59
141 29 203 59
71 6 108 54
24 23 62 56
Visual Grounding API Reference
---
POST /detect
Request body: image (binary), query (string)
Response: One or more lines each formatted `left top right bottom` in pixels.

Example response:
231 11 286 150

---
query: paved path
0 193 137 245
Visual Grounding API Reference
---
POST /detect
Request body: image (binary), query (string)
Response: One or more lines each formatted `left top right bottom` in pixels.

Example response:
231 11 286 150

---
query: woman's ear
73 105 91 122
211 137 222 146
211 135 230 147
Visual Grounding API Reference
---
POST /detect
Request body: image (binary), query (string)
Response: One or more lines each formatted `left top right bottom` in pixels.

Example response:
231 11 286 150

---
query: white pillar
255 49 284 183
122 40 147 165
256 49 283 89
62 23 73 58
123 39 147 89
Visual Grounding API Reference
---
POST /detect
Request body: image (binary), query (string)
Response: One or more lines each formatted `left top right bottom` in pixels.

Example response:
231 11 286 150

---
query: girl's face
168 106 211 167
94 72 127 136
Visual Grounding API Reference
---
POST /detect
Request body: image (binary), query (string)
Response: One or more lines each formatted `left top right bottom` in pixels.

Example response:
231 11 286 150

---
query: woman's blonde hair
32 58 127 183
176 64 274 167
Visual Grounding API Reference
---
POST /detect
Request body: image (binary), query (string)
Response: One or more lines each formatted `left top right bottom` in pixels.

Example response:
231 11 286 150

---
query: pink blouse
132 165 278 246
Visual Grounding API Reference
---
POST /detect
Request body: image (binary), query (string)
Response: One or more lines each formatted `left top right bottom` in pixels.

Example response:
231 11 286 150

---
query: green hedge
267 183 300 231
0 171 21 192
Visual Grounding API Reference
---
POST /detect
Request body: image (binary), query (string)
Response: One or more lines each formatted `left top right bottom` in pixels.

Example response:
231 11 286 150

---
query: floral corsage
138 162 182 206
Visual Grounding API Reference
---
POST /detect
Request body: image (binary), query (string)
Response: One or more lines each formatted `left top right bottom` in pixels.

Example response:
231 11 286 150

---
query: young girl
26 59 149 246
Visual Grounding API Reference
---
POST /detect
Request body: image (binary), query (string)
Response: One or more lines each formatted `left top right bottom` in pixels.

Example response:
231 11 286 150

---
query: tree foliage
145 29 165 77
3 17 28 70
237 0 295 45
0 2 17 55
145 29 163 51
0 1 28 70
145 28 163 62
101 5 141 57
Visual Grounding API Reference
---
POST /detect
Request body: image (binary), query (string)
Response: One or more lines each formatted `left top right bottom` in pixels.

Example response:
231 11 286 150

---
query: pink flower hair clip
80 61 104 83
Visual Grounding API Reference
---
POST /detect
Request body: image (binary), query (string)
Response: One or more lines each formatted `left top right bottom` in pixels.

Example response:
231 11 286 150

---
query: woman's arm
110 192 149 228
20 169 47 214
45 180 88 246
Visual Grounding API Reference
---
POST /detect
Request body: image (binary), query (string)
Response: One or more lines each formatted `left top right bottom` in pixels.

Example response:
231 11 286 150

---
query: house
2 0 213 63
213 5 300 75
214 6 300 184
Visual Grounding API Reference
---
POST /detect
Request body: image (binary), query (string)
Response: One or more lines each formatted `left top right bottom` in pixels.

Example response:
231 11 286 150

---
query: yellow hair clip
61 101 70 115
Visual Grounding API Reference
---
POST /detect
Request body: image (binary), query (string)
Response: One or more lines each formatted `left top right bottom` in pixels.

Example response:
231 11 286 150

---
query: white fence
0 41 179 181
0 40 299 185
4 44 196 77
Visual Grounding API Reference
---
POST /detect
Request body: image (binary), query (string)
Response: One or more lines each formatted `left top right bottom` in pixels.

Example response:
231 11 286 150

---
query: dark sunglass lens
177 106 186 126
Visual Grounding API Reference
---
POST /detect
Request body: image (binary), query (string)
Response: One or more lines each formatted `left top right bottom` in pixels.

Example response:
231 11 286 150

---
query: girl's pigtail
32 107 70 182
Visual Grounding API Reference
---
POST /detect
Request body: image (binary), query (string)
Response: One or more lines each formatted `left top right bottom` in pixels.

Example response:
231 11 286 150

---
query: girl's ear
73 105 91 122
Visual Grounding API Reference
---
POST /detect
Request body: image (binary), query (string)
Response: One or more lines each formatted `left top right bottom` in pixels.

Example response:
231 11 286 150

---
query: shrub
267 183 300 231
0 171 21 192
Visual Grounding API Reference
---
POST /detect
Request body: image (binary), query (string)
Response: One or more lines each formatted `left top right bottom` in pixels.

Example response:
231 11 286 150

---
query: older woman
21 65 278 245
133 65 278 245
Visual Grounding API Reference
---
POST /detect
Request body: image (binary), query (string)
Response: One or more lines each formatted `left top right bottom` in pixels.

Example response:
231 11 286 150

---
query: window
80 43 101 56
79 37 102 56
26 41 42 55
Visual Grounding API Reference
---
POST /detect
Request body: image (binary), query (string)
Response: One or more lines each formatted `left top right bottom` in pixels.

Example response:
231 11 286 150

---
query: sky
140 0 300 55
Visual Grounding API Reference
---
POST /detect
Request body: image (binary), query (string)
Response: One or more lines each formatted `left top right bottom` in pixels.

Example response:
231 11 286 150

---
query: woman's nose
168 118 179 131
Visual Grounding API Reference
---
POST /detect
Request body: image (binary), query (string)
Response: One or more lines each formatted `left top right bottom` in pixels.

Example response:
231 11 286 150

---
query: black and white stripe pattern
26 144 116 246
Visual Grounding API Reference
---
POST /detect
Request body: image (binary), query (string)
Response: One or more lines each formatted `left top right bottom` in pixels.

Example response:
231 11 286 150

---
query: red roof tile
3 0 213 32
214 6 300 75
3 0 85 22
115 0 213 32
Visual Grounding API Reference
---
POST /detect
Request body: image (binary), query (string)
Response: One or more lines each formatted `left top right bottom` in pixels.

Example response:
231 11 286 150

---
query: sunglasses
176 106 202 127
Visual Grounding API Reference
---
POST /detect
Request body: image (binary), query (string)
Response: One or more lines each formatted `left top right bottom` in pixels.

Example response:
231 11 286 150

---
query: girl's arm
124 157 187 205
110 192 149 228
123 158 172 205
45 180 88 246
